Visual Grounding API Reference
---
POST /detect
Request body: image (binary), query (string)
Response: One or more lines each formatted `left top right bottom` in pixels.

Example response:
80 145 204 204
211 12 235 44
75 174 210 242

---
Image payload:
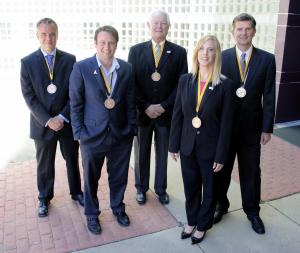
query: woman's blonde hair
191 35 222 86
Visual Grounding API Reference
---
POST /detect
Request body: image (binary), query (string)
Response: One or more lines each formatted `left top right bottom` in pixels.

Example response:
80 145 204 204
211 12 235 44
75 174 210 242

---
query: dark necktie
240 53 246 73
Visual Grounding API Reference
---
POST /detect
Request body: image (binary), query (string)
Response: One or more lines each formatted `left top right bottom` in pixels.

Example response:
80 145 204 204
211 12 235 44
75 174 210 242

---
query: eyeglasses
151 21 169 27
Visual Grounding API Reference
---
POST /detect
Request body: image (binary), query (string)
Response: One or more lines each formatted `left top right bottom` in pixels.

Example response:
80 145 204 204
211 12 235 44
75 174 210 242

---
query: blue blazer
222 46 276 141
69 55 136 146
169 73 234 163
128 40 188 126
20 49 76 140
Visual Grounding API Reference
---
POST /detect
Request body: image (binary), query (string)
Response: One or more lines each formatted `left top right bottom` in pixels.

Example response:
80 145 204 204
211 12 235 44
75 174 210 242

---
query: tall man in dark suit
128 10 188 205
20 18 84 218
69 26 136 235
214 13 276 234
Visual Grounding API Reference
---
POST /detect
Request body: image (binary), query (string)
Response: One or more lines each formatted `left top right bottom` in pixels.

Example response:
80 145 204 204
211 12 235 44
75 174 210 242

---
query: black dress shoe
38 201 49 218
115 212 130 227
248 216 265 234
181 226 195 239
191 231 206 244
213 208 228 224
87 217 101 234
158 193 169 205
72 194 84 206
136 192 146 205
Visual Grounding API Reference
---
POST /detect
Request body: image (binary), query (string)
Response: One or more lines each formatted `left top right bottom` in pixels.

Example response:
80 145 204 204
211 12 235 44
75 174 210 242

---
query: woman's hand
213 162 223 172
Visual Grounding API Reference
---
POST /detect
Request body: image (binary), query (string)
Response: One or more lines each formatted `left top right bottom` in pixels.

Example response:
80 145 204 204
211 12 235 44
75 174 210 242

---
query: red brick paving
0 159 177 253
231 135 300 201
1 134 299 252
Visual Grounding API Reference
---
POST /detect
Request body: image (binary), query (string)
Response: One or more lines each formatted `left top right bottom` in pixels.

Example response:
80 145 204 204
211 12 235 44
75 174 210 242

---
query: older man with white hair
128 10 188 205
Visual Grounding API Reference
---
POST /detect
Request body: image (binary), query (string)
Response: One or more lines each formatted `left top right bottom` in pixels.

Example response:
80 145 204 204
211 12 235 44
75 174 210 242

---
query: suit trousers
215 136 261 217
180 145 215 231
81 137 133 218
34 135 82 202
134 121 169 195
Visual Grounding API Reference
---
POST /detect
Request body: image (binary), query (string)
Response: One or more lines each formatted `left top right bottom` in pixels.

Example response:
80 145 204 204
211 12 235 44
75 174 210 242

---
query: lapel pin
209 86 214 90
167 51 171 54
93 70 97 75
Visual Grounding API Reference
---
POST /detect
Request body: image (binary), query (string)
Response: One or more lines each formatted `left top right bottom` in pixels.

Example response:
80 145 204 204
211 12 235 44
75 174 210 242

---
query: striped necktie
155 44 161 62
240 53 246 73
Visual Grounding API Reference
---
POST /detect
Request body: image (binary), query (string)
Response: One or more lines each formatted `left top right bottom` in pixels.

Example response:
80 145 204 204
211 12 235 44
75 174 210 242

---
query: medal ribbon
196 72 212 113
235 46 252 83
152 43 164 68
45 56 55 81
99 67 113 96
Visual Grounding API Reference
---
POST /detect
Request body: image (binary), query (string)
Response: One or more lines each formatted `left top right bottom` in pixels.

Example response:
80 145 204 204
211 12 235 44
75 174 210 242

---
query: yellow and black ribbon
99 67 113 95
196 72 212 113
45 56 55 81
152 43 164 68
235 47 252 82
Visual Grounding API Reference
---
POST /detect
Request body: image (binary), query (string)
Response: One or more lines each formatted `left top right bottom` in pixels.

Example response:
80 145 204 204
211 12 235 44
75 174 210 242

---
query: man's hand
145 104 165 119
48 116 64 132
261 132 271 145
169 152 179 162
213 162 224 172
155 104 165 114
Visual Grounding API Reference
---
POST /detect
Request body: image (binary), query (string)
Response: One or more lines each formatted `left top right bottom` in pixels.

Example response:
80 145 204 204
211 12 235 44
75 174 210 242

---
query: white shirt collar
236 45 253 61
40 48 56 57
95 54 120 74
151 40 165 48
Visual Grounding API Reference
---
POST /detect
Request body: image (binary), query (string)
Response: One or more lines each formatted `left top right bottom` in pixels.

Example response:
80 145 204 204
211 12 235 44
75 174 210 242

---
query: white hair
148 10 170 26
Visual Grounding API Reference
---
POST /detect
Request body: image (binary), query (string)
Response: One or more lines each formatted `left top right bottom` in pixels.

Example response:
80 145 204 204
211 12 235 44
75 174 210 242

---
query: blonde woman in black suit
169 35 234 244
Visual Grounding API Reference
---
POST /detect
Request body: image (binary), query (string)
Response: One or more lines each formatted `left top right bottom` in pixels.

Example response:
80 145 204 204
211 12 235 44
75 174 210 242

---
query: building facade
0 0 279 68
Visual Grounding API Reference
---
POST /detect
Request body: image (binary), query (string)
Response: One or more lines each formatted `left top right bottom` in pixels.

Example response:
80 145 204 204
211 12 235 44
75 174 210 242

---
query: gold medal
104 97 115 109
236 87 246 98
192 73 211 129
47 83 57 94
151 71 161 82
192 116 202 128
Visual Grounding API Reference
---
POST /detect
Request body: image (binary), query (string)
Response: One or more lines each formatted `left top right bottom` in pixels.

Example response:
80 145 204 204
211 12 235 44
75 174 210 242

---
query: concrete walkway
77 136 300 253
77 177 300 253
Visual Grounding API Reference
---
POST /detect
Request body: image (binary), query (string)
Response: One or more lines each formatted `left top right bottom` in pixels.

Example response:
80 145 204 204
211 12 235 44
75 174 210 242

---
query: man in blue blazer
214 13 276 234
128 10 188 205
69 26 136 235
20 18 83 218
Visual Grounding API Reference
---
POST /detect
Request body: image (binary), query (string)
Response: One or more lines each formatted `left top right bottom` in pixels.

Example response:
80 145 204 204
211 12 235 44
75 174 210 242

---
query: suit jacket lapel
231 47 241 84
157 41 171 71
199 82 213 114
36 50 49 77
111 61 123 97
90 55 107 97
144 41 156 73
190 74 197 112
245 47 259 87
53 49 62 77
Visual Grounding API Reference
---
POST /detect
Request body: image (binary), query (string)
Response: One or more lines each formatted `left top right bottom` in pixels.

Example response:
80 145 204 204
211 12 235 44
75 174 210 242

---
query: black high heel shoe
181 226 195 239
191 231 206 244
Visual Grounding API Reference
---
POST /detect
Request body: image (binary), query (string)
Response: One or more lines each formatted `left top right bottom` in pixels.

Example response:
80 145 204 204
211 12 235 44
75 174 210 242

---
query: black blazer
128 40 188 126
169 73 234 163
222 46 276 141
69 56 136 147
20 49 76 140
